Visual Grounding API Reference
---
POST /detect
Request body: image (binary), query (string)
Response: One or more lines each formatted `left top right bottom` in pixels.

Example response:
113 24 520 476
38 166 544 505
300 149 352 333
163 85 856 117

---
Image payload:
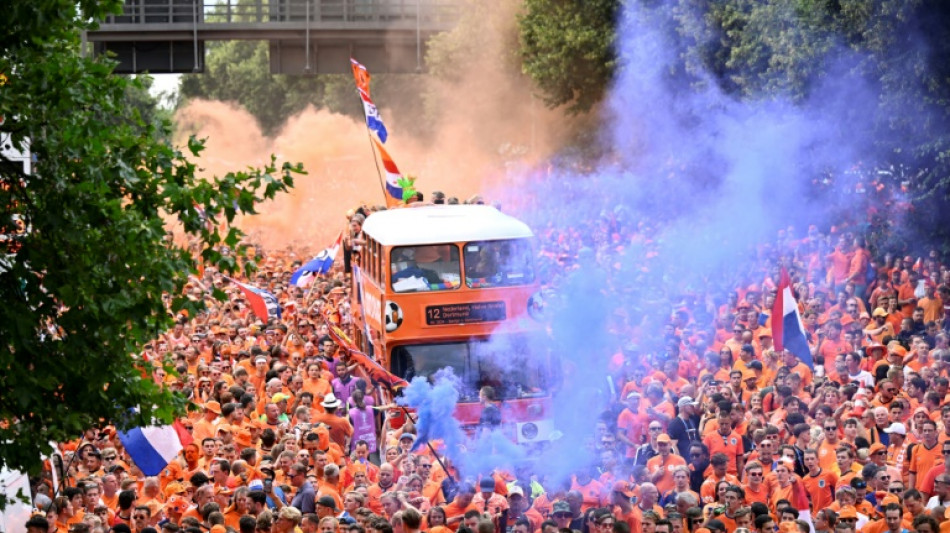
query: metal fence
102 0 460 26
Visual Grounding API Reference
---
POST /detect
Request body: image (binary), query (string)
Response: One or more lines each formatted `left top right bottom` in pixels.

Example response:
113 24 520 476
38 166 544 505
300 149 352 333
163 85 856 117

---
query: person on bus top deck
478 386 502 432
391 248 442 287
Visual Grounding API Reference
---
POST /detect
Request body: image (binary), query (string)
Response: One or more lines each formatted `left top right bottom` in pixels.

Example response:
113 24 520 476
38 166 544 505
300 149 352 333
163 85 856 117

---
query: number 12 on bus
351 205 557 444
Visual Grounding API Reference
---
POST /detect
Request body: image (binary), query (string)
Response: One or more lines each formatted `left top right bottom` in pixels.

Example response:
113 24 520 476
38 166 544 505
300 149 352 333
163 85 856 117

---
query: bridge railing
102 0 460 26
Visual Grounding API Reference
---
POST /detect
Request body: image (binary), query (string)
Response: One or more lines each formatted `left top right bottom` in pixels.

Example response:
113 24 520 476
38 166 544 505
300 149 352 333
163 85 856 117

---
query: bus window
390 336 550 402
464 239 535 288
390 245 461 293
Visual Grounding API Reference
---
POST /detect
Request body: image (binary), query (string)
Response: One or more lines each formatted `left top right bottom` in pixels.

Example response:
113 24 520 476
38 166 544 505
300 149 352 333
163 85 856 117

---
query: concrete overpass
86 0 461 74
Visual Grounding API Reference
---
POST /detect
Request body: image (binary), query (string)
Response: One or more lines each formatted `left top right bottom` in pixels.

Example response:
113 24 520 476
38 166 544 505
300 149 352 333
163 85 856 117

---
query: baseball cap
317 496 338 510
868 443 886 455
884 422 907 435
204 401 221 414
479 477 496 491
880 494 900 507
552 501 571 515
838 506 857 519
507 486 525 498
677 396 696 407
271 393 290 403
656 433 671 444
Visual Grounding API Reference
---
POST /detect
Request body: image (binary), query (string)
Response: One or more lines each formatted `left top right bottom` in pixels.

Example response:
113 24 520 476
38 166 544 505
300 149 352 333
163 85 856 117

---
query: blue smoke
404 0 916 485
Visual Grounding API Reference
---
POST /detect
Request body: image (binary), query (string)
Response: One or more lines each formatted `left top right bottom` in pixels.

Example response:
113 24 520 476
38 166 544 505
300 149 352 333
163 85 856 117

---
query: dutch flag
229 278 282 322
360 92 388 143
291 233 342 287
770 267 814 370
372 137 404 204
118 421 192 476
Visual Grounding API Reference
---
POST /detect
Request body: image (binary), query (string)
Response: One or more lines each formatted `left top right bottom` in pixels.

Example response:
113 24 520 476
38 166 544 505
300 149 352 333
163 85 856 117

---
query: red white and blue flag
372 138 404 205
351 58 388 143
118 421 192 476
228 278 281 321
291 232 342 287
770 267 813 370
359 91 388 143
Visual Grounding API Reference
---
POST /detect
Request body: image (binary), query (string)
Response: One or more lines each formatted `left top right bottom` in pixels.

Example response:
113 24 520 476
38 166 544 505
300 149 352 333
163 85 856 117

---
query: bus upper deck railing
99 0 461 27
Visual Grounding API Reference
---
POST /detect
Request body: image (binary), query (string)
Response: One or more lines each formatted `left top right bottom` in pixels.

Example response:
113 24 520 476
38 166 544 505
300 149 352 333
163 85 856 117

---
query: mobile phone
263 479 273 492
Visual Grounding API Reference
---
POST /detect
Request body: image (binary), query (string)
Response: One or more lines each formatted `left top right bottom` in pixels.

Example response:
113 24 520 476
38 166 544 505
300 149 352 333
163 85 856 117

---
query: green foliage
0 0 303 476
518 0 621 113
179 40 335 135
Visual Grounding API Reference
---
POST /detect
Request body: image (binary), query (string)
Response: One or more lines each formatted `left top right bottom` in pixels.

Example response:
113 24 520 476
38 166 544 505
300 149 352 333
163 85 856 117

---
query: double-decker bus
350 204 556 444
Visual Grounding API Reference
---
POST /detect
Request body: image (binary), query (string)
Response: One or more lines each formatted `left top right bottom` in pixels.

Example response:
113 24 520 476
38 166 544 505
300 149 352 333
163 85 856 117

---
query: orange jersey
646 454 687 494
801 469 837 512
703 432 745 475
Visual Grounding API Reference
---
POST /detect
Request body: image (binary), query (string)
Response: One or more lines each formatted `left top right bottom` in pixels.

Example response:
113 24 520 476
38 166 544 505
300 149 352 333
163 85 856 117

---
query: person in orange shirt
897 271 920 319
802 449 837 512
741 460 770 505
703 403 745 476
780 350 813 388
910 419 943 491
616 392 647 459
700 453 741 504
192 401 221 443
646 434 686 494
442 484 477 531
569 468 605 513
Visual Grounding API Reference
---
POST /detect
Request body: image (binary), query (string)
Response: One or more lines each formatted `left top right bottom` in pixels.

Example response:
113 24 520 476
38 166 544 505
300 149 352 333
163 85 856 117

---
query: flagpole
356 90 391 205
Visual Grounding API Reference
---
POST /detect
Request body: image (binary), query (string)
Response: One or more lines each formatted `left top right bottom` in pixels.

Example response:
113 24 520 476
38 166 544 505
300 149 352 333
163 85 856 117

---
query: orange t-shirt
703 432 745 475
910 442 943 490
570 478 606 512
616 408 646 457
801 469 837 511
646 454 687 494
442 500 478 531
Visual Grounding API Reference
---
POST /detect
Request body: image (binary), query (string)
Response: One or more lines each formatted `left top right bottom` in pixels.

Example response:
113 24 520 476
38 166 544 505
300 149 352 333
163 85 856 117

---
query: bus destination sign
425 301 507 326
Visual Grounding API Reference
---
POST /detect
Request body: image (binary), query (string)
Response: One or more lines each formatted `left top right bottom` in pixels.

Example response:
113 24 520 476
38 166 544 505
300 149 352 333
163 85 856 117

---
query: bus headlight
384 301 403 332
521 423 539 440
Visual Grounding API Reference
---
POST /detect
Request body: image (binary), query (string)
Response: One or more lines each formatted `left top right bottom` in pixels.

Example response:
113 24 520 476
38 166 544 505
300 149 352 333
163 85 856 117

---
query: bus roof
362 205 534 246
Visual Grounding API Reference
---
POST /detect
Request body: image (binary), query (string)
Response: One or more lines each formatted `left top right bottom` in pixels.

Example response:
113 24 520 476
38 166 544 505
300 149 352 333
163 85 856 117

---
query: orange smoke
172 1 579 251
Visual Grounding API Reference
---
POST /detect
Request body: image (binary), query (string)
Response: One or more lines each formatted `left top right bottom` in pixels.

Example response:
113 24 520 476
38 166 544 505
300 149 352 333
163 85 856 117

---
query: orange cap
838 506 857 519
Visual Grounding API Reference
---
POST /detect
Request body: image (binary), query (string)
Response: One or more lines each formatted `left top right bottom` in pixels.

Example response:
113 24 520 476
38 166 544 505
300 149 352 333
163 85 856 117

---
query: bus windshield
390 244 461 293
390 335 551 401
464 239 535 288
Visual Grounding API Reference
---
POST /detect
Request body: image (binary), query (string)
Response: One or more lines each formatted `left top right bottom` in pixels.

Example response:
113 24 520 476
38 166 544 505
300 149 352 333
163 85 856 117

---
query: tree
518 0 620 113
0 0 303 481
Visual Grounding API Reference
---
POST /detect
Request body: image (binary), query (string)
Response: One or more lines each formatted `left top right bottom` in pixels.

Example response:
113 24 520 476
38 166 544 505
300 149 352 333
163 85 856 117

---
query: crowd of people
21 188 950 533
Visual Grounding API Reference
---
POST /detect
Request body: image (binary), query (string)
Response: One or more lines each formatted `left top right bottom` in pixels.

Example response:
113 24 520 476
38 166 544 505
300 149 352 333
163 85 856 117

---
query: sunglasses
889 488 903 493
